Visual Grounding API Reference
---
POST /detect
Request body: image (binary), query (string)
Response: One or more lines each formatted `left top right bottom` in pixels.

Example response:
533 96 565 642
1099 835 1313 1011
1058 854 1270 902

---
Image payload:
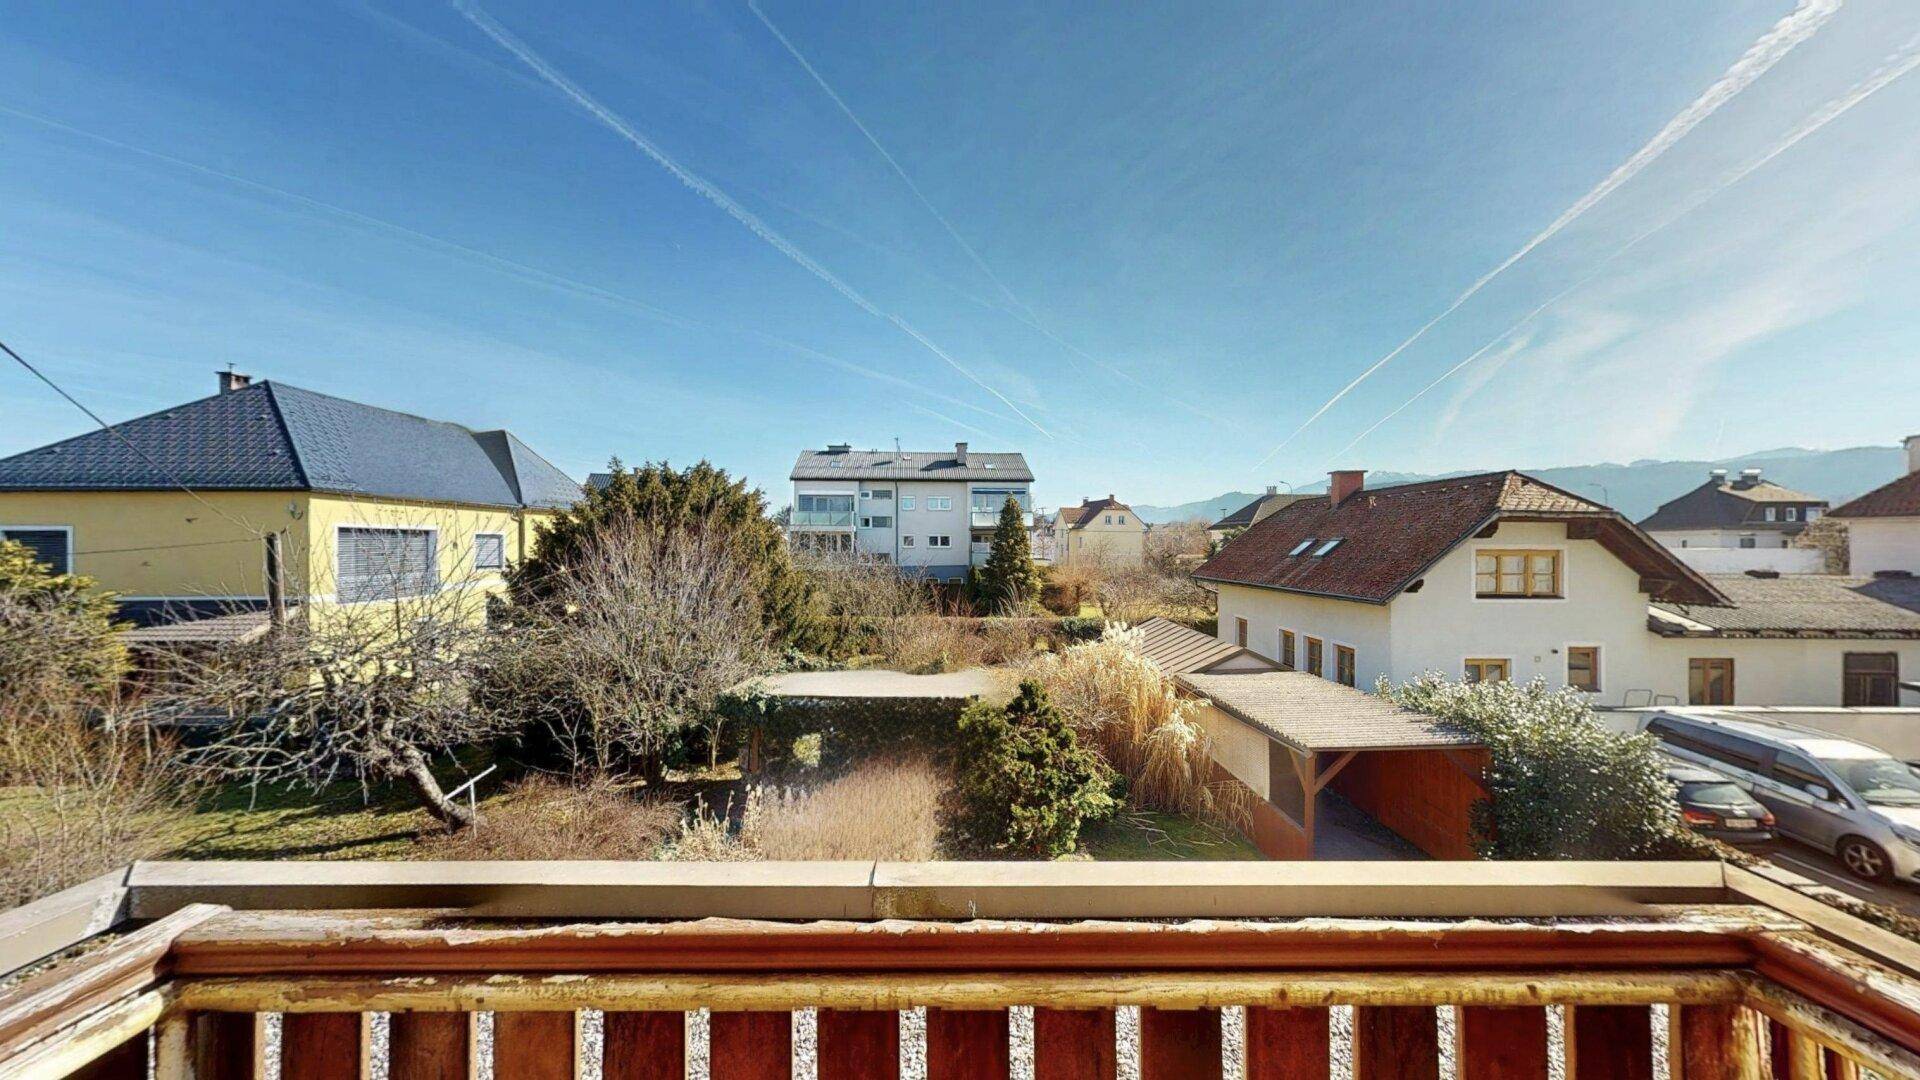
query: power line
0 336 269 540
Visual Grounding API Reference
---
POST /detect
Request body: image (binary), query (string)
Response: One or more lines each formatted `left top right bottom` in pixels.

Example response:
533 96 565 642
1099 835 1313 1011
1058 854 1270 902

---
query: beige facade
1051 497 1146 567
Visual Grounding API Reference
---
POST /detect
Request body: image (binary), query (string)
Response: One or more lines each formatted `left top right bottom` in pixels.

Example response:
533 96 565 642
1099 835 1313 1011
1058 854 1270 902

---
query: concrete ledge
0 869 129 978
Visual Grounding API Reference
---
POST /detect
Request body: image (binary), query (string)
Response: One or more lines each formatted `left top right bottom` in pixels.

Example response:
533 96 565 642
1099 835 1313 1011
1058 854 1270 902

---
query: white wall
1669 547 1825 574
1215 583 1392 685
1642 638 1920 708
1652 527 1792 549
1848 517 1920 576
895 481 969 569
1194 701 1270 797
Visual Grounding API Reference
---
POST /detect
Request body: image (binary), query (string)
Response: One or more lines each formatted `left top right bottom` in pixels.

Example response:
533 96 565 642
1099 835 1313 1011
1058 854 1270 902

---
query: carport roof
1178 671 1478 754
1133 617 1280 675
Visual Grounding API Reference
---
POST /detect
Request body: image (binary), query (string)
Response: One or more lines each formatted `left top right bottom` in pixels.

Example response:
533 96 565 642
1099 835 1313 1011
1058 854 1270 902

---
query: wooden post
1139 1008 1219 1079
1564 1006 1652 1080
709 1012 791 1080
282 1013 371 1080
1673 1005 1764 1080
925 1009 1008 1080
603 1012 684 1080
389 1014 476 1080
1032 1008 1115 1080
1353 1007 1438 1080
817 1010 899 1080
265 533 286 628
1246 1007 1329 1079
493 1013 578 1080
1456 1007 1547 1079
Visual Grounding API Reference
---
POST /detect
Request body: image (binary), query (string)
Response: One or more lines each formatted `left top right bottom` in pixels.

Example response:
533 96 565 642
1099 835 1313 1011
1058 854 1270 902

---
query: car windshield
1679 782 1748 805
1820 757 1920 807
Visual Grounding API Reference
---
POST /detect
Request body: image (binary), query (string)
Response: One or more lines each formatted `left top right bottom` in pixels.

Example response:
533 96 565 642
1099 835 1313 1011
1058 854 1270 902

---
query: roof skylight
1288 538 1316 556
1312 538 1343 557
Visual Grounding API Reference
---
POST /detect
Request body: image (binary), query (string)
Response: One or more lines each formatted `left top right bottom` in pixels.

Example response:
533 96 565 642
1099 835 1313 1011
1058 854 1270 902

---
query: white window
1118 515 1127 524
860 515 893 529
474 532 506 571
0 526 72 574
1806 507 1822 521
928 496 953 511
928 535 953 548
870 489 893 501
337 527 437 602
1764 507 1777 522
1784 507 1798 521
1104 515 1113 525
860 490 872 500
1288 538 1316 556
1312 538 1343 557
902 535 916 547
900 495 915 511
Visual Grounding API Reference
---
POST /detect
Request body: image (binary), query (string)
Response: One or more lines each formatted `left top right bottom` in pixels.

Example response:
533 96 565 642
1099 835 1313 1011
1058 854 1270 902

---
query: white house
1039 495 1146 568
1637 467 1827 573
786 442 1032 583
1831 435 1920 578
1193 469 1920 708
1208 485 1311 545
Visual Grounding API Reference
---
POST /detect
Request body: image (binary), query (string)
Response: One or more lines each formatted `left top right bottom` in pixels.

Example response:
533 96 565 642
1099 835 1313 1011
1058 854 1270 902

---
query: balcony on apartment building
5 861 1920 1080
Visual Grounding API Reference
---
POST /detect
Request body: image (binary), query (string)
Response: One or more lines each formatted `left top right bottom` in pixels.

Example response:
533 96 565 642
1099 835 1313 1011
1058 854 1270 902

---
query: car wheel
1838 836 1893 883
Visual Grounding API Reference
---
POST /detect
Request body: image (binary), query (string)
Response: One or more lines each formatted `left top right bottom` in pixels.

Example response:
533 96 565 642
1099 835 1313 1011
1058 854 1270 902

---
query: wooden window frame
1279 629 1296 671
1234 617 1249 648
1843 652 1900 707
1464 657 1510 684
1473 548 1563 599
1566 645 1601 693
1305 636 1324 677
1689 658 1736 706
1335 644 1356 687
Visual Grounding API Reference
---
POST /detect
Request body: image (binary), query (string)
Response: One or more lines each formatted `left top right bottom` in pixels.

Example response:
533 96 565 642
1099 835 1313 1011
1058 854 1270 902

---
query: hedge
723 693 972 774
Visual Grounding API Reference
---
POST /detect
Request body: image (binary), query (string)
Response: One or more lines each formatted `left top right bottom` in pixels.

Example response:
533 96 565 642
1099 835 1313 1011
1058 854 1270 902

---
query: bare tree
494 521 777 778
151 543 504 830
1144 519 1211 575
795 547 930 647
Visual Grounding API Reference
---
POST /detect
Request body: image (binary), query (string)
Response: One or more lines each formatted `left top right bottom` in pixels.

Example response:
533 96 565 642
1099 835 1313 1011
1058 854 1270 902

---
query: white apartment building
1637 467 1828 572
787 442 1033 582
1193 470 1920 708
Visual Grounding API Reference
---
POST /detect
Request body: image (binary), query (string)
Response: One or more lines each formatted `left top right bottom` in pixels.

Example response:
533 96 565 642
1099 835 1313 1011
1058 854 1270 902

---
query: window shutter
475 534 506 570
1 529 70 574
338 528 436 602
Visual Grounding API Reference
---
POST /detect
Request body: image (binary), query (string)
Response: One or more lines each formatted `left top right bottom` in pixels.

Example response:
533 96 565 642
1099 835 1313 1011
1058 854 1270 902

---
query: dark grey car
1664 760 1775 845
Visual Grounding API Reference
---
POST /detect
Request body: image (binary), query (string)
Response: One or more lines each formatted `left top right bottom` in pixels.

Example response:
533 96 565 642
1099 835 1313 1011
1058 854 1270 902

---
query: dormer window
1312 538 1343 557
1289 538 1316 556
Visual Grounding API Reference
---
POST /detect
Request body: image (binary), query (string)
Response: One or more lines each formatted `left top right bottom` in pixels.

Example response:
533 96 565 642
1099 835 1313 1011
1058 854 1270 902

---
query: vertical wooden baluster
1563 1005 1652 1080
493 1013 579 1080
1774 1026 1823 1080
1139 1008 1220 1079
1352 1007 1438 1080
1823 1048 1860 1080
603 1012 685 1080
1456 1007 1548 1079
283 1013 372 1080
70 1032 151 1080
390 1014 477 1080
817 1010 899 1080
185 1013 264 1080
1673 1005 1765 1080
1245 1006 1329 1080
1032 1008 1116 1080
926 1009 1009 1080
709 1012 792 1080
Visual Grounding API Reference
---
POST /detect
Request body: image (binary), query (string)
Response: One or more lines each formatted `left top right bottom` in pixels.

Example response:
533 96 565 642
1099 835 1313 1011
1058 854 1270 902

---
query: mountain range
1132 445 1909 525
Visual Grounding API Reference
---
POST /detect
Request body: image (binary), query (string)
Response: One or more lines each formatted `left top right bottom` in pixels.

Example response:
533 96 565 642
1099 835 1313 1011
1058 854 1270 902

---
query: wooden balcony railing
3 861 1920 1079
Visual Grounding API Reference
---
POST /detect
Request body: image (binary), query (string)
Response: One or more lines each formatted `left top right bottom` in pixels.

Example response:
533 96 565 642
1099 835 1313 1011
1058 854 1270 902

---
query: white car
1641 712 1920 883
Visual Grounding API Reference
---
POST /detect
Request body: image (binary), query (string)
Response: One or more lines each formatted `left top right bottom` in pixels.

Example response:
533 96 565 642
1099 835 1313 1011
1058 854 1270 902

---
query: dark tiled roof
1831 471 1920 519
1179 671 1478 753
790 448 1032 482
0 382 579 510
1062 497 1132 528
1210 491 1312 530
1637 478 1827 532
1193 471 1726 606
1650 574 1920 638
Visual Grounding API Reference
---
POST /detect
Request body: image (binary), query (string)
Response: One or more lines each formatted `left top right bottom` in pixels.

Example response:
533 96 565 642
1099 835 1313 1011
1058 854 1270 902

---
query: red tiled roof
1192 471 1726 606
1831 471 1920 519
1062 497 1132 528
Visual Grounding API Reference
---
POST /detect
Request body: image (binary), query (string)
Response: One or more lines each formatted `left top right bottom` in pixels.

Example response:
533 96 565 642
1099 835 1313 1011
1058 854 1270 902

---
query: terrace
3 861 1919 1079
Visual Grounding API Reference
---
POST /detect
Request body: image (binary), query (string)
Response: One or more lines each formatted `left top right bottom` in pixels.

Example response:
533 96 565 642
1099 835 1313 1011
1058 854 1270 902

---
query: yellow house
1050 495 1147 567
0 372 580 639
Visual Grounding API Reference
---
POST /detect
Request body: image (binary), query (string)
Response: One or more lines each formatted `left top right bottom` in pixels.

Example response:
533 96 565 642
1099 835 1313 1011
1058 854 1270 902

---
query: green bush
1383 673 1676 860
954 680 1117 857
0 540 127 710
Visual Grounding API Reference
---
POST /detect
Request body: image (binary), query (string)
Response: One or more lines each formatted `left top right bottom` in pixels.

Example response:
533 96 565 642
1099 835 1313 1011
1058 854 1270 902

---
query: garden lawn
1079 811 1264 861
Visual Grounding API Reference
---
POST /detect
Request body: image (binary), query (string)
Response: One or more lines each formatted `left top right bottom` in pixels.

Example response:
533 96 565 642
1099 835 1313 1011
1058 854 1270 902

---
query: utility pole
265 532 287 628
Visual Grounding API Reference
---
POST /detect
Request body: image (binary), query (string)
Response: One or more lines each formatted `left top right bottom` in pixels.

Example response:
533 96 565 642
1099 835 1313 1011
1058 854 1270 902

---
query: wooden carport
1179 671 1489 860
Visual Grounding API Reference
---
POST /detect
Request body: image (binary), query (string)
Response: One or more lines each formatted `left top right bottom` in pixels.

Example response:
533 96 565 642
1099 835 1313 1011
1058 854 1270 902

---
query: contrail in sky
1253 0 1843 468
453 0 1052 438
0 103 1020 428
1325 29 1920 463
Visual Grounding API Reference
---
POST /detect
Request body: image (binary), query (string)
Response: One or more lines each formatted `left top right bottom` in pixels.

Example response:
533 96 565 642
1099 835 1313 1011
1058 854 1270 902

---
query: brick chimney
954 441 969 462
217 369 251 394
1330 470 1366 507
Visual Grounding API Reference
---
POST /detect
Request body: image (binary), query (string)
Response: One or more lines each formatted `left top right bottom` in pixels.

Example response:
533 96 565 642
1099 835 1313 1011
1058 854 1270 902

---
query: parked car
1642 712 1920 883
1662 759 1775 845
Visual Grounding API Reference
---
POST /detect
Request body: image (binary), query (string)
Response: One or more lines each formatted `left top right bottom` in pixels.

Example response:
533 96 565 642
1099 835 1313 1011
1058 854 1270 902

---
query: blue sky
1 1 1916 511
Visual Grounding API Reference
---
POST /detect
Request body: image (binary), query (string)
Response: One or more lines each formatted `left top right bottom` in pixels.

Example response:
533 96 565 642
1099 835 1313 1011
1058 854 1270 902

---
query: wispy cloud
1324 27 1920 462
1252 0 1843 468
452 0 1052 438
